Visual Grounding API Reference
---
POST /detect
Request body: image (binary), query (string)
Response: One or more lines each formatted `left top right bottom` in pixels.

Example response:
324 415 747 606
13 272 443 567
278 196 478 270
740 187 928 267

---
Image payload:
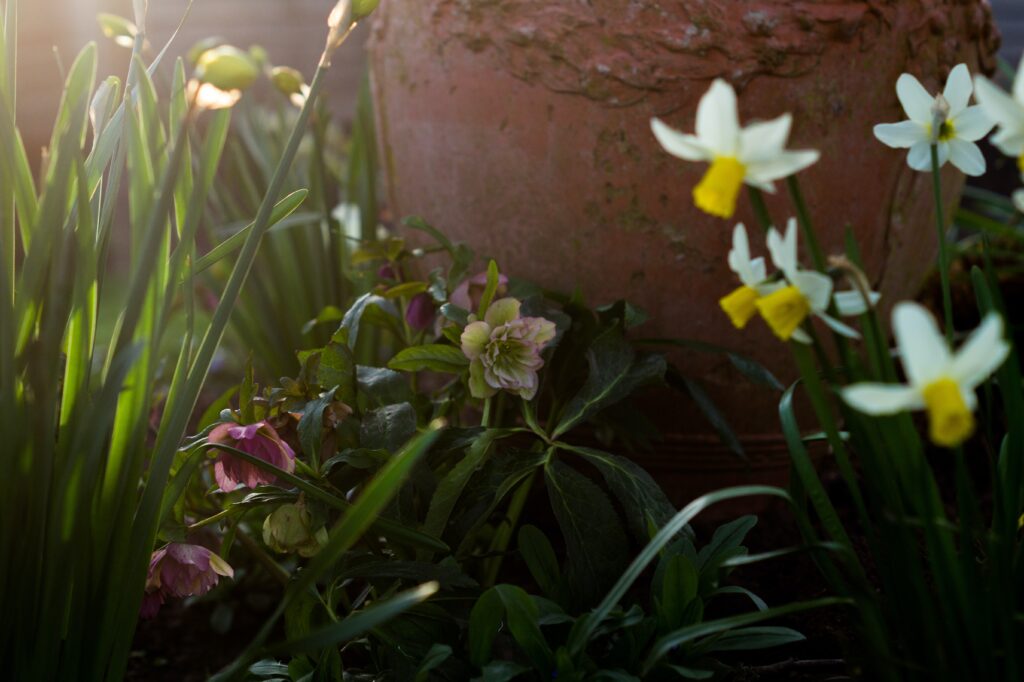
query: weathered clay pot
368 1 1000 505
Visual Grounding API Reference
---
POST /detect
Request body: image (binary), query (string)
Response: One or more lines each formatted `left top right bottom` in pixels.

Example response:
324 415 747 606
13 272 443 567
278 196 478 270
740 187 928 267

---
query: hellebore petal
461 321 492 359
468 358 497 399
484 297 522 327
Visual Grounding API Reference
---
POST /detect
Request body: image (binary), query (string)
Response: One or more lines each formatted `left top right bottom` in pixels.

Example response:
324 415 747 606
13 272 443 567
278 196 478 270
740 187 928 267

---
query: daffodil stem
930 144 954 343
747 187 774 233
786 176 826 273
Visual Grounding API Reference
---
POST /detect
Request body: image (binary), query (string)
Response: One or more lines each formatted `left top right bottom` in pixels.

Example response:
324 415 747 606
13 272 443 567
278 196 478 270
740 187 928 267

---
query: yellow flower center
693 156 746 219
936 119 956 142
720 285 760 329
755 285 810 341
921 377 975 448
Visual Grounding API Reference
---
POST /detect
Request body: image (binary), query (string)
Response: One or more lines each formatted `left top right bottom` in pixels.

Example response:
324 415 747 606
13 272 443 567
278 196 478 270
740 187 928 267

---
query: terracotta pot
368 1 1000 505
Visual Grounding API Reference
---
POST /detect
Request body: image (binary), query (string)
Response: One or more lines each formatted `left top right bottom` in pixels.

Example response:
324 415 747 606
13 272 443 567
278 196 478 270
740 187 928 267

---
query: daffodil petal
951 106 994 142
907 141 932 171
819 312 860 339
766 218 798 274
738 113 791 162
949 313 1010 389
947 138 986 176
792 270 833 312
942 63 973 115
790 328 812 345
874 120 928 148
651 118 709 161
833 289 881 316
1014 189 1024 214
745 150 820 184
896 72 934 122
892 301 951 386
974 74 1024 125
1014 53 1024 103
696 79 740 155
842 383 923 414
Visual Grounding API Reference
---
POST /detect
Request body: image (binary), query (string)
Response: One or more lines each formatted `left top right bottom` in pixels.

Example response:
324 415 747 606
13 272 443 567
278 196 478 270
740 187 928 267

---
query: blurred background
11 0 1023 174
16 0 370 159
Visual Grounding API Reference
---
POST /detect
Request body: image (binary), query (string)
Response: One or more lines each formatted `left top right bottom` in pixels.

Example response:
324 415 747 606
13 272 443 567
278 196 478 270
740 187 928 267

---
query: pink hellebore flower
460 298 556 401
208 421 296 492
451 271 509 312
140 543 234 619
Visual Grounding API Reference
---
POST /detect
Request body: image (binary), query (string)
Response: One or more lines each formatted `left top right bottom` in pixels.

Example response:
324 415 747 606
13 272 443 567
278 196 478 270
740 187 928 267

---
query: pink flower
460 298 556 400
451 271 509 312
140 543 234 619
209 421 296 492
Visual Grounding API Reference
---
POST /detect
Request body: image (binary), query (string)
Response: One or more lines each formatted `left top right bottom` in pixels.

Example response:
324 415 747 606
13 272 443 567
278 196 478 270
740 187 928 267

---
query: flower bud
263 502 328 557
187 36 225 65
352 0 381 20
270 66 305 97
195 46 259 92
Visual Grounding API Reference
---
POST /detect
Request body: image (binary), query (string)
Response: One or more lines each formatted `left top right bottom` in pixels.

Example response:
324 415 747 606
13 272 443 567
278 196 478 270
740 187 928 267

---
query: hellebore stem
482 467 538 587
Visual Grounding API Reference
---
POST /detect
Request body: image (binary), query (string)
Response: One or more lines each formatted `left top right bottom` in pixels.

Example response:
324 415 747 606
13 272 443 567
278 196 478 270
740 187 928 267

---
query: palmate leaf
558 444 676 542
552 325 666 439
545 458 629 607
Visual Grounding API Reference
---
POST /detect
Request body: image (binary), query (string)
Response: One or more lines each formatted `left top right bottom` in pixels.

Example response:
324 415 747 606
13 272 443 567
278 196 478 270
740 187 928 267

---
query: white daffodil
651 79 820 220
874 64 993 176
1014 188 1024 214
973 54 1024 167
719 223 784 329
842 302 1010 448
754 219 876 343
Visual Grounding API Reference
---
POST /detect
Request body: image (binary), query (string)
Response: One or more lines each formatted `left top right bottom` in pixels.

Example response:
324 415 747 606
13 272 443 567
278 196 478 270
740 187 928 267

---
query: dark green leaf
553 327 666 439
360 403 417 452
297 388 336 470
518 525 562 601
696 515 756 572
415 643 453 682
388 344 470 374
545 459 629 607
356 365 411 406
700 626 804 652
469 588 503 667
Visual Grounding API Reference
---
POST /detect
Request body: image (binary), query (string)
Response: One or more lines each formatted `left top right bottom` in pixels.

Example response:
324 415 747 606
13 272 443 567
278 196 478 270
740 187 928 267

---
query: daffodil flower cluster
720 219 879 344
651 79 819 219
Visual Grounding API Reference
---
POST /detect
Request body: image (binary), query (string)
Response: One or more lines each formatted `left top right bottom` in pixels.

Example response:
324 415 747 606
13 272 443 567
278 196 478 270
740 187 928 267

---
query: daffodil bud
326 0 354 55
270 66 305 97
353 0 380 20
187 36 225 65
195 46 259 92
97 13 137 48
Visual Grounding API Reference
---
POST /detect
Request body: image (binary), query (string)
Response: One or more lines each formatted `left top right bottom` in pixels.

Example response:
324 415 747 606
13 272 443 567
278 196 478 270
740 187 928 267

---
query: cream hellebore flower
873 64 993 176
651 79 820 219
842 302 1010 448
460 298 556 401
754 219 878 343
973 54 1024 169
719 223 783 329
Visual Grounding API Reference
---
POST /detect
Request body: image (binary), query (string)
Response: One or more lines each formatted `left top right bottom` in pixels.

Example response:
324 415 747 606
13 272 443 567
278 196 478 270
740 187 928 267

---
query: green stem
482 468 536 587
186 507 234 532
481 397 493 429
747 186 774 233
930 144 954 343
786 176 826 272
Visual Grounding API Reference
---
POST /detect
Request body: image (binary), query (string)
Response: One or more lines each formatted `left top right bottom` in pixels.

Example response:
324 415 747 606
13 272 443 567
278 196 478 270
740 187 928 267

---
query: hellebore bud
263 502 329 557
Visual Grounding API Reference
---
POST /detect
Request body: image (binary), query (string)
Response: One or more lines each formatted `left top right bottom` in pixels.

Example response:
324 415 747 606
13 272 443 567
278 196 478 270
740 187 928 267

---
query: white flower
651 79 820 219
973 54 1024 162
842 302 1010 447
873 64 993 176
1015 189 1024 214
719 223 783 329
754 219 877 343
